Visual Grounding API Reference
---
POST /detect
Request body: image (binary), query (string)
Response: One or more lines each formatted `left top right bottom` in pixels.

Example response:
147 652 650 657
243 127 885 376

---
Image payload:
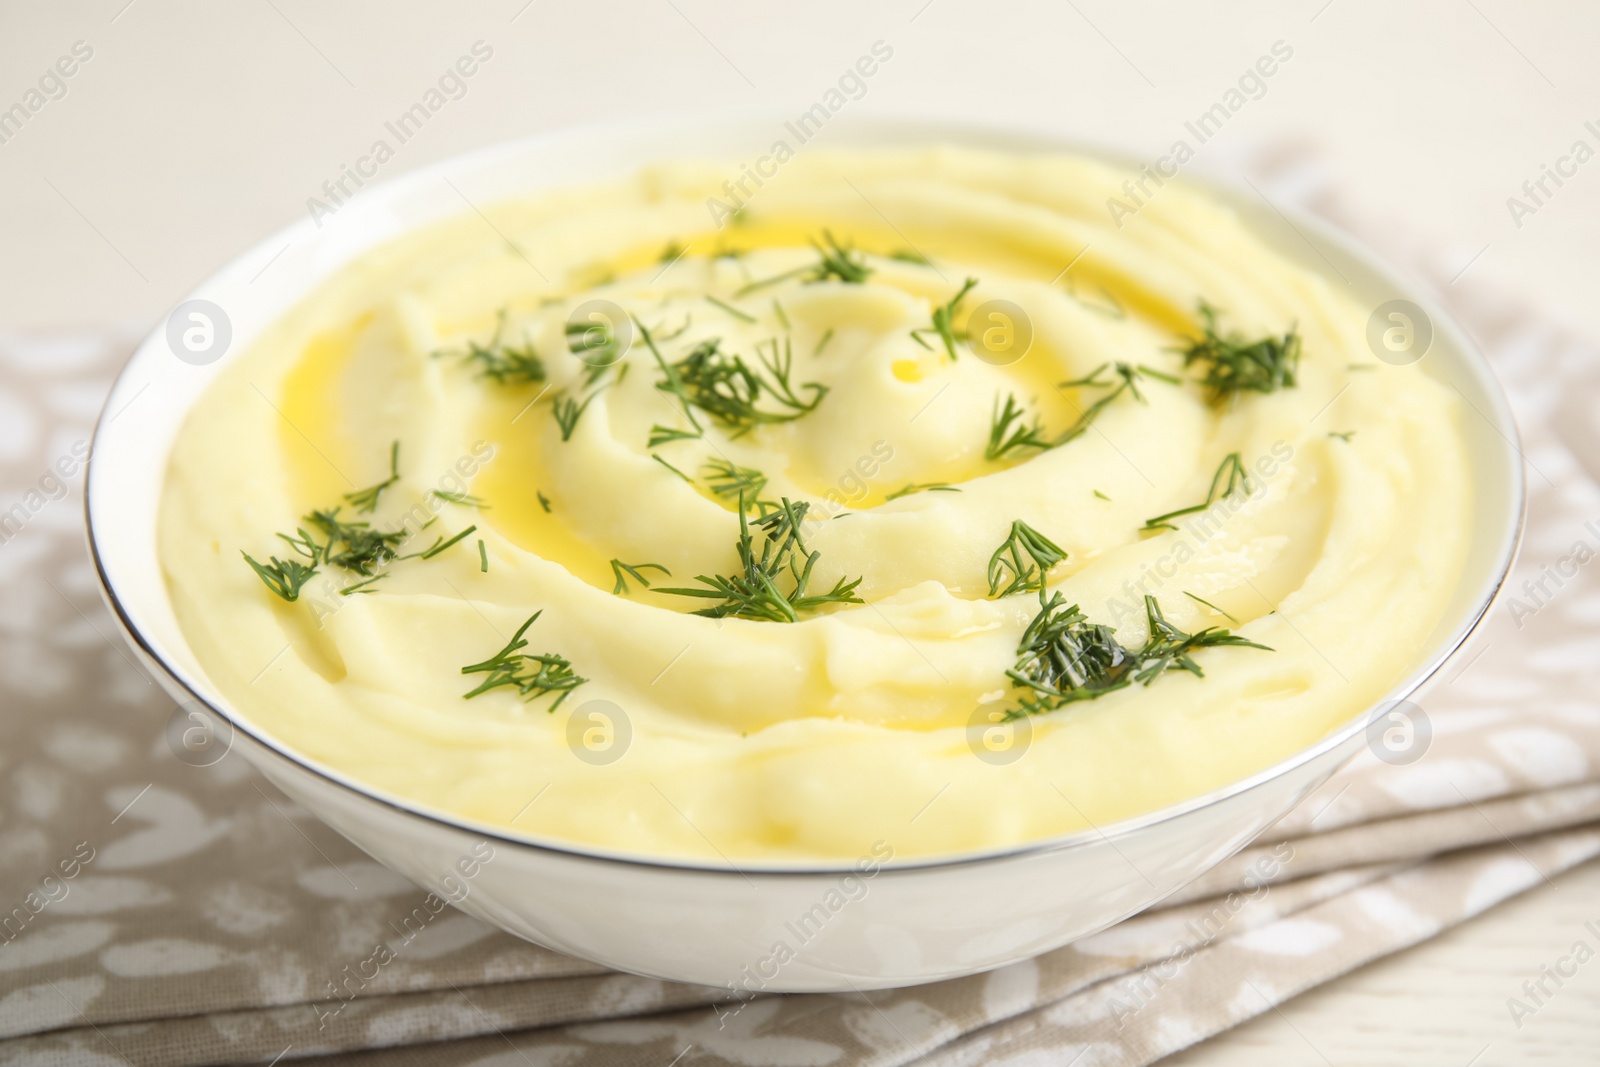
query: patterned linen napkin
2 144 1598 1066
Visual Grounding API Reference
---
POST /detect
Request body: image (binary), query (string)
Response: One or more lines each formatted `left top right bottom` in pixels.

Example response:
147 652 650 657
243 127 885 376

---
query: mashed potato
159 147 1470 862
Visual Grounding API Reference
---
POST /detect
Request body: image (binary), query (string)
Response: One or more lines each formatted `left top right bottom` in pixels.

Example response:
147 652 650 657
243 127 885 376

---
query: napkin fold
3 142 1598 1066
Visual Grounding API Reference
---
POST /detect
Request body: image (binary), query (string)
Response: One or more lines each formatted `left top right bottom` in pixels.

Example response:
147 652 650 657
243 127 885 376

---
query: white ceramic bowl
86 115 1524 993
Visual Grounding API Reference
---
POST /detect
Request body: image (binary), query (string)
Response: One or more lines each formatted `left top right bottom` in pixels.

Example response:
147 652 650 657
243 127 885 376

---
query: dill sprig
706 294 756 323
1003 591 1272 719
553 374 618 442
735 231 874 295
890 248 931 265
441 310 546 385
885 482 960 501
702 458 768 502
810 230 872 284
305 508 406 575
657 336 826 438
1141 452 1252 533
639 317 704 446
655 496 864 622
1184 590 1238 623
987 520 1067 598
1179 301 1301 401
1058 362 1176 444
986 393 1056 462
343 441 400 513
241 553 317 602
910 277 977 361
430 489 489 509
414 524 478 560
460 611 587 711
611 559 671 594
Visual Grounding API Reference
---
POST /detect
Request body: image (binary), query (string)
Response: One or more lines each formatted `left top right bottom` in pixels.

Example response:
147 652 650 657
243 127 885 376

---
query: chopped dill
638 317 704 445
885 482 960 501
611 559 671 594
771 299 790 330
343 441 401 514
1179 301 1301 401
656 336 826 437
414 524 477 560
305 508 405 575
814 328 835 356
987 520 1067 598
986 393 1055 462
1093 489 1110 501
706 294 756 323
1058 362 1172 444
910 277 977 361
241 553 317 602
703 457 768 502
1003 592 1272 719
440 310 546 385
651 452 695 484
1329 430 1356 442
478 539 489 573
460 611 587 711
890 248 931 265
552 385 608 442
659 240 685 264
339 573 386 596
734 231 873 295
1141 452 1252 533
565 314 626 373
430 489 489 509
655 496 864 622
1184 590 1238 623
537 491 552 513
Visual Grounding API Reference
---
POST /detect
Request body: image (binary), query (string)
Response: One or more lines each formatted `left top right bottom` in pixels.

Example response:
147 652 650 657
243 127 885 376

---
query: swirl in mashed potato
159 146 1470 862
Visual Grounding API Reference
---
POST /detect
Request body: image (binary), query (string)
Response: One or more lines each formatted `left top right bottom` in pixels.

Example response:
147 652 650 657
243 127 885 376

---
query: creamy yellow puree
159 147 1470 863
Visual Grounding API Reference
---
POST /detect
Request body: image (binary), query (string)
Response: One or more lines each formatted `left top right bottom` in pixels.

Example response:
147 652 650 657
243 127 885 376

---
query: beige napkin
3 145 1598 1066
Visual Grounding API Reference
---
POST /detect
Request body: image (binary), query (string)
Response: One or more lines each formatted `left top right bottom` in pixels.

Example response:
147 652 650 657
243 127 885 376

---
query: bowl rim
85 110 1528 877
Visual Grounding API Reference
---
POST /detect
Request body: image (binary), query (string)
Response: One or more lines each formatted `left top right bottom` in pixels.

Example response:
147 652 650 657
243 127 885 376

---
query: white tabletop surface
3 2 1598 1061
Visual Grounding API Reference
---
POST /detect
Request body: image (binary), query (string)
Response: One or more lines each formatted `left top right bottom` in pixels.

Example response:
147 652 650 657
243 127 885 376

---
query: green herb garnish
343 441 400 514
703 458 768 502
910 277 977 361
1058 362 1174 444
986 393 1055 462
305 508 405 575
611 559 672 594
1141 452 1252 533
441 310 546 385
1179 302 1301 402
735 231 874 295
241 552 317 602
537 491 552 513
478 539 489 573
987 521 1067 598
460 611 586 711
655 496 864 622
1003 592 1272 719
414 524 477 560
657 337 826 437
1184 590 1237 623
651 452 695 484
431 489 488 509
1329 430 1356 442
706 294 756 323
885 482 960 501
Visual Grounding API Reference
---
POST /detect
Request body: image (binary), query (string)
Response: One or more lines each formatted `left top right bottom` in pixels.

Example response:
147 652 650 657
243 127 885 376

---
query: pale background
3 0 1598 1061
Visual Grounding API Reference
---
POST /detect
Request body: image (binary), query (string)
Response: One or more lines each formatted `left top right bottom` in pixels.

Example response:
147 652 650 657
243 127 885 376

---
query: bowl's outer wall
86 113 1524 991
